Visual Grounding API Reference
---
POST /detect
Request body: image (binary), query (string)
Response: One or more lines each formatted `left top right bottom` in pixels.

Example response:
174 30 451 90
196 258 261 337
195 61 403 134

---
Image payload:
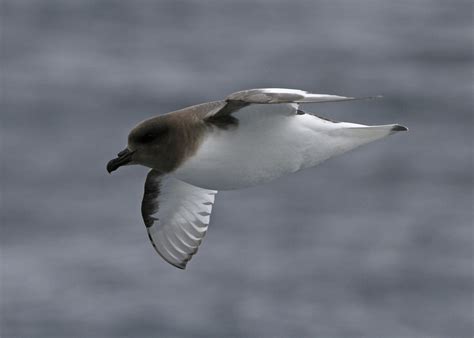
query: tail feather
334 123 407 142
298 119 408 170
342 123 408 135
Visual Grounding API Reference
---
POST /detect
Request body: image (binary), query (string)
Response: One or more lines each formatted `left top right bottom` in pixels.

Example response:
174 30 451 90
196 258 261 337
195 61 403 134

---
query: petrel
107 88 407 269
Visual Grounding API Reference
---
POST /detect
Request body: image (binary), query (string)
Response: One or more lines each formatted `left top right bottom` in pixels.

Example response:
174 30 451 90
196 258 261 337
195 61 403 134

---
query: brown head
106 111 207 174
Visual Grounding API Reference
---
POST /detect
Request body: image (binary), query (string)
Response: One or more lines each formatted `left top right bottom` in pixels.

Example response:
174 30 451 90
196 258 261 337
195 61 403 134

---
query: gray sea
1 1 473 337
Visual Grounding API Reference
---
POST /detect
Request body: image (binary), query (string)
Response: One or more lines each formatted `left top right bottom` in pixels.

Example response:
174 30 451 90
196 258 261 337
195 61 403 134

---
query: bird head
107 116 174 174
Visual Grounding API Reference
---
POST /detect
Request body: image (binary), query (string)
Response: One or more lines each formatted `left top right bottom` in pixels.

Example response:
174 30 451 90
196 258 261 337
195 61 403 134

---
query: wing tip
391 124 409 132
147 229 188 270
170 261 187 270
301 94 384 103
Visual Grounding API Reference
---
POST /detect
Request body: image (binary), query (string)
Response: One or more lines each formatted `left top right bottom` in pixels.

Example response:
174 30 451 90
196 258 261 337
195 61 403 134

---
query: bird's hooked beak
107 148 136 173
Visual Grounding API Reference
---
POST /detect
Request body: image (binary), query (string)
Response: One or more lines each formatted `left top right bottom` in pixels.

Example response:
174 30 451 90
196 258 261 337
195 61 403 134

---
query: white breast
173 103 397 190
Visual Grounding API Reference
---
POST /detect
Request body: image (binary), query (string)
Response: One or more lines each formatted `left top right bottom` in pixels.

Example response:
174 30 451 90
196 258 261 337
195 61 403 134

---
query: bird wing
225 88 366 104
142 169 218 269
205 88 378 123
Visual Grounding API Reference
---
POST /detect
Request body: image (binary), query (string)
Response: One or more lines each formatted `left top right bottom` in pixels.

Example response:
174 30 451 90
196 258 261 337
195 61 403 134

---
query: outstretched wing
205 88 378 122
142 170 218 269
225 88 365 104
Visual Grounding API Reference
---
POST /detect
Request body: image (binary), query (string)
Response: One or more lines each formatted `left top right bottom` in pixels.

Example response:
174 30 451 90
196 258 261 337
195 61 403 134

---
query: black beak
107 148 135 173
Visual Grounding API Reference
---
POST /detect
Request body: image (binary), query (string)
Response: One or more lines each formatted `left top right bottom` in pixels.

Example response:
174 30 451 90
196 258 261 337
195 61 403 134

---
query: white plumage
174 101 401 190
145 174 217 269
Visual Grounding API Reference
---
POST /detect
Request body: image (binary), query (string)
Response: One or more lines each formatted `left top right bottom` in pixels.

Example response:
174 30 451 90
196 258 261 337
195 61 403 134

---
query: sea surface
1 1 473 337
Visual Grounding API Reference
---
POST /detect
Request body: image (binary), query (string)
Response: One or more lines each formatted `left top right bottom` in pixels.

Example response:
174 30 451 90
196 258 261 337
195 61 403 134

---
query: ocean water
1 1 473 337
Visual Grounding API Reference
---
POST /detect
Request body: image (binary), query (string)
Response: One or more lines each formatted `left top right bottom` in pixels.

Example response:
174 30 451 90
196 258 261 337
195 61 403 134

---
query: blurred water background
1 0 473 337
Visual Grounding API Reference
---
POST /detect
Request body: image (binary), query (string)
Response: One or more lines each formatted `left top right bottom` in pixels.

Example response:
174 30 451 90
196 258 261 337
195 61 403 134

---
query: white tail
299 116 408 169
336 124 408 139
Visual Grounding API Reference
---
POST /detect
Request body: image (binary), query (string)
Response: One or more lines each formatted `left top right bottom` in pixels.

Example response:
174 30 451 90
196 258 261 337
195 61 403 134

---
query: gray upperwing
205 88 379 127
224 88 374 104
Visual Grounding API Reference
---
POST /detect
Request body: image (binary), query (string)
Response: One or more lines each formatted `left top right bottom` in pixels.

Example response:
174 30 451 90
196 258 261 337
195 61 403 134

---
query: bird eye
133 125 169 144
142 133 156 143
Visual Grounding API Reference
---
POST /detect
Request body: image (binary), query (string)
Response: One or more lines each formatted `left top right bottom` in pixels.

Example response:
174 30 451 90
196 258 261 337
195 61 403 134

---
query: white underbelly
173 115 338 190
172 102 398 190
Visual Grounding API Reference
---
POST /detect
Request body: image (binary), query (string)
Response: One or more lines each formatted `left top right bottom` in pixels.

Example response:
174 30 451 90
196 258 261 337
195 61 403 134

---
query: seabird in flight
107 88 407 269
